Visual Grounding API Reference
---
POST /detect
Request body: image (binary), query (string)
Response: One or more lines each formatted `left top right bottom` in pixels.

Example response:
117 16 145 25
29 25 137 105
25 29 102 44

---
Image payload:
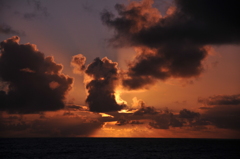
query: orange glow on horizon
90 121 239 138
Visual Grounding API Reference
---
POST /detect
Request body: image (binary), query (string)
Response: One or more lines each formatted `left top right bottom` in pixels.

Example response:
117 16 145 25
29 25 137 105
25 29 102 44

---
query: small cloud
0 23 25 36
134 104 159 116
71 54 86 74
198 94 240 106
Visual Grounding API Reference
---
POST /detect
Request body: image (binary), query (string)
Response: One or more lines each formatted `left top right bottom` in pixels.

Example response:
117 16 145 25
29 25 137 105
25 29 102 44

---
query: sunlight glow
99 113 114 118
118 109 136 113
115 89 128 105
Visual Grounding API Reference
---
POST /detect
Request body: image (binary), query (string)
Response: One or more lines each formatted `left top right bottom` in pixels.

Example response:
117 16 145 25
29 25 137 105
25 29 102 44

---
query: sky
0 0 239 138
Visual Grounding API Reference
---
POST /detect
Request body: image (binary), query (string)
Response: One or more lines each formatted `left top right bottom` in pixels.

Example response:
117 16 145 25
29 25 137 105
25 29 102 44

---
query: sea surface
1 138 240 159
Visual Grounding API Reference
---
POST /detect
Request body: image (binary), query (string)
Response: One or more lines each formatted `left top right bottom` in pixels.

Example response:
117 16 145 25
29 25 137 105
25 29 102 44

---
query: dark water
1 138 240 159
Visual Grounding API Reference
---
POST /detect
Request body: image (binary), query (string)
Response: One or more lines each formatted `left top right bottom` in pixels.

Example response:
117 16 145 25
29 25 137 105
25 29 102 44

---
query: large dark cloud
199 94 240 130
174 0 240 44
0 36 73 113
101 0 240 89
85 57 126 112
71 55 125 112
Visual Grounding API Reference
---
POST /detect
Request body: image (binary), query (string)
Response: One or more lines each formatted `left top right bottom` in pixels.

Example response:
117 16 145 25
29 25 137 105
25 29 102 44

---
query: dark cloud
71 55 126 112
0 24 25 36
134 104 159 115
85 57 125 112
0 2 25 36
198 94 240 106
0 114 29 135
0 91 7 107
175 0 240 44
191 118 211 127
179 109 200 122
149 112 182 129
65 104 87 111
0 36 73 113
0 113 104 137
102 0 240 45
101 0 240 89
113 105 207 129
199 94 240 130
115 116 129 126
202 105 240 130
115 116 144 126
146 108 181 129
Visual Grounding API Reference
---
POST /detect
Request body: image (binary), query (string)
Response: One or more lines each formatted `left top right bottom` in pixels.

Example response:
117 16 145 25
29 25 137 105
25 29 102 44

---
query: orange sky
0 0 239 138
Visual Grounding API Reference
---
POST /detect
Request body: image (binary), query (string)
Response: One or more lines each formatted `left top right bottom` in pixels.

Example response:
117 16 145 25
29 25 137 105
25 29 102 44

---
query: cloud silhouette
71 55 126 112
0 36 73 113
85 57 126 112
101 0 240 89
199 94 240 130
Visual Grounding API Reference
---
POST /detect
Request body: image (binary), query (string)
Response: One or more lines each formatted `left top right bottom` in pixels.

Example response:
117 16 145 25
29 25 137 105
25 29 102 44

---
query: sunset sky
0 0 239 138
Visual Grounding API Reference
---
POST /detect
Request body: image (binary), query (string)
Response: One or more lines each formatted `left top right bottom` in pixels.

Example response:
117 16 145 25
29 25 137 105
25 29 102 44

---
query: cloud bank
0 109 103 137
199 94 240 130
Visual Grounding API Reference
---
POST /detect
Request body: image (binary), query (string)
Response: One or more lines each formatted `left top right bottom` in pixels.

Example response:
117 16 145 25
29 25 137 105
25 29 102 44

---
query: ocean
1 138 239 159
